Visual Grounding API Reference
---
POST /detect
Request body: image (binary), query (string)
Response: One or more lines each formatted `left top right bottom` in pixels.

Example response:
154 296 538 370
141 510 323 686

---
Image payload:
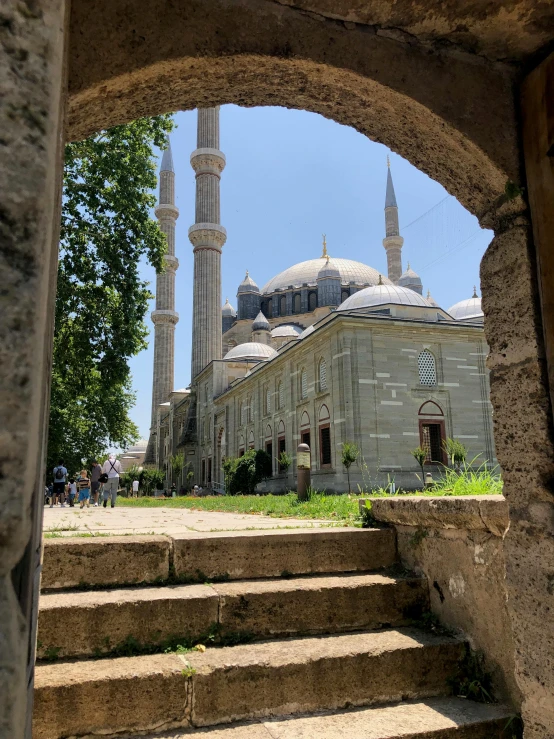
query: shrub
341 441 359 492
226 449 273 495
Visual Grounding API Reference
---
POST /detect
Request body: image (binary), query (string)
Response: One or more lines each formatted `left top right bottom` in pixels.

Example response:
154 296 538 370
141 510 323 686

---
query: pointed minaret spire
189 108 227 379
472 286 478 299
382 156 404 284
145 137 180 464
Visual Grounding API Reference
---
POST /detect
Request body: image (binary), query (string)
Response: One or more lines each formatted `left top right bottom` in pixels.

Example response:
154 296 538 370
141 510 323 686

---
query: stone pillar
1 1 69 735
382 163 403 283
481 221 554 738
190 107 226 380
145 143 179 465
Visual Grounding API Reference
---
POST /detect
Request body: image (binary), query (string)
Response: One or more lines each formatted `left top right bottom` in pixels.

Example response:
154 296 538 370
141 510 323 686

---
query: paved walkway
42 504 331 536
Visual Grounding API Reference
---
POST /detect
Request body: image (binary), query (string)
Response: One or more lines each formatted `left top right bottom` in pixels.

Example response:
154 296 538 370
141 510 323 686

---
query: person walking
132 478 139 498
90 460 103 507
51 459 67 508
67 478 77 507
76 469 91 508
101 454 122 508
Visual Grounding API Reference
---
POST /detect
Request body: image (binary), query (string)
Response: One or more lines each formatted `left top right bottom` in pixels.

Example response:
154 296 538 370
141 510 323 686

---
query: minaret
145 140 179 463
382 156 404 283
190 107 227 379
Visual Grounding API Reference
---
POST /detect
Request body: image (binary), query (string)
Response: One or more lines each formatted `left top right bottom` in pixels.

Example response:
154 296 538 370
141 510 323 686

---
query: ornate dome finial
378 273 383 285
321 234 328 258
387 154 390 169
472 285 478 299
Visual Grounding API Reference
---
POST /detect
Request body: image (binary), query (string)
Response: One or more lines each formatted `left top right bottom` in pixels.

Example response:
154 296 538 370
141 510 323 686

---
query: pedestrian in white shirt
101 455 122 508
132 479 139 498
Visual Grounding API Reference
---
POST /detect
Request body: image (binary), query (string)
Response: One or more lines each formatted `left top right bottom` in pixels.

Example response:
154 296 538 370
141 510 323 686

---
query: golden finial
472 285 478 298
321 234 328 258
387 155 390 169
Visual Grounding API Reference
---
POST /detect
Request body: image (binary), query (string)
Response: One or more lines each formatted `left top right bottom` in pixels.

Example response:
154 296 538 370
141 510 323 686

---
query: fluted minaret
382 157 404 283
145 141 179 463
190 107 227 379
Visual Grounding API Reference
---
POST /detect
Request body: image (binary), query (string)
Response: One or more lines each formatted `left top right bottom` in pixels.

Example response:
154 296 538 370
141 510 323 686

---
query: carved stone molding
190 147 226 176
151 309 179 325
155 202 179 220
188 222 227 250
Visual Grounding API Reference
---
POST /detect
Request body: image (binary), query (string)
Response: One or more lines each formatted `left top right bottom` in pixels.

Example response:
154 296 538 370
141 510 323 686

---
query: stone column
382 163 403 283
190 107 227 380
145 143 179 464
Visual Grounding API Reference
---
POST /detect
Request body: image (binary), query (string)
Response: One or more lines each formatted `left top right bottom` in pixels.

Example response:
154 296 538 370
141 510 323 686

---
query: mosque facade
145 107 495 492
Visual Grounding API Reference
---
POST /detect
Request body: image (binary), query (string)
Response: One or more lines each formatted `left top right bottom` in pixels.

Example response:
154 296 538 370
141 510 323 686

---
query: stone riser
37 573 428 659
40 528 396 591
33 630 467 739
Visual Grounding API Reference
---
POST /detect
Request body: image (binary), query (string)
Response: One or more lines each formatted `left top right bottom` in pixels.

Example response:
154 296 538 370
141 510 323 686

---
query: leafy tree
411 446 427 488
170 453 186 482
47 115 174 475
278 451 292 474
224 449 273 495
443 438 468 471
341 441 359 492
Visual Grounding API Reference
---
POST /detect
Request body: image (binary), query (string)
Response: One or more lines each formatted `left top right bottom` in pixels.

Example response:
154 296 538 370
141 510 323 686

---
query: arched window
247 397 253 423
280 295 287 316
318 404 332 467
418 350 437 386
300 411 311 448
301 368 308 399
319 358 327 391
239 401 246 426
308 291 317 311
277 420 286 471
341 289 350 303
238 434 245 457
278 381 284 409
265 386 271 415
248 430 254 449
265 424 273 474
418 400 445 464
267 298 273 316
293 293 301 314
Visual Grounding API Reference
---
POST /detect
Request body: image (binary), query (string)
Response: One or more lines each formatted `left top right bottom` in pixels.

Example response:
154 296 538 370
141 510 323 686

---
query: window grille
418 350 436 386
421 423 443 462
266 388 271 415
319 359 327 391
278 381 284 409
301 369 308 399
320 426 332 466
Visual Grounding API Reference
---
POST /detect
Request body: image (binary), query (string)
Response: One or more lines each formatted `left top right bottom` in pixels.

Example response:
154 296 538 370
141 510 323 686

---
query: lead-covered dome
271 325 302 338
222 298 237 317
237 271 260 294
252 311 270 331
224 342 277 361
338 284 430 311
447 295 484 321
261 258 392 294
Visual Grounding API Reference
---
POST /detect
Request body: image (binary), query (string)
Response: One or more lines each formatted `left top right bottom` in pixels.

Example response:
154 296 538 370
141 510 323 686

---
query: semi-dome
237 271 260 294
338 284 430 311
261 258 392 294
222 298 237 317
271 324 303 338
252 311 270 331
224 342 278 361
447 293 484 321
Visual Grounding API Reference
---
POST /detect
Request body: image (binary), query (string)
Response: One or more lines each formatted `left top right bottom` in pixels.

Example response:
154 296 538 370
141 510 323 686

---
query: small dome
224 342 278 361
222 298 237 317
318 257 340 280
447 292 484 321
299 324 316 339
338 284 430 311
426 290 439 308
252 311 270 331
238 270 260 294
398 264 422 289
271 324 303 338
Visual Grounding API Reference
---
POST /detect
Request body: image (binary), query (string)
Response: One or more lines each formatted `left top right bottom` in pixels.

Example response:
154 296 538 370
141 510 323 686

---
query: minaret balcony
151 309 179 326
188 222 227 251
155 203 179 220
190 147 226 176
162 254 179 272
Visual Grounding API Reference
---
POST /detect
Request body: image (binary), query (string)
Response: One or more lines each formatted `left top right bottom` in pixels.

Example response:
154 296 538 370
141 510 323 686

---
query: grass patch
365 463 503 498
116 492 361 524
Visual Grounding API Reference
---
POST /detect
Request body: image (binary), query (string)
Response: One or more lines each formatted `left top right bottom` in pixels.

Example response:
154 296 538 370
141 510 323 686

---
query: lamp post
297 443 311 502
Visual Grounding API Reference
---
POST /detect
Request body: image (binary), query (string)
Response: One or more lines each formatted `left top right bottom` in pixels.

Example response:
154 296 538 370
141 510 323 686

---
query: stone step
134 698 513 739
37 573 428 659
40 527 396 591
33 628 466 738
172 527 396 582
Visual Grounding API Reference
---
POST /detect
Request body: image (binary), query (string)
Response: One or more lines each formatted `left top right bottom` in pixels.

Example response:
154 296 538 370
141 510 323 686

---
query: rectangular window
278 437 286 472
265 442 273 476
238 448 245 458
301 431 311 448
201 459 206 484
420 423 443 463
207 458 212 483
320 425 332 466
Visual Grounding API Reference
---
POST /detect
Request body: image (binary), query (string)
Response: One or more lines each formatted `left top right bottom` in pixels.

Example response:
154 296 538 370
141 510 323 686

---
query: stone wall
366 495 521 709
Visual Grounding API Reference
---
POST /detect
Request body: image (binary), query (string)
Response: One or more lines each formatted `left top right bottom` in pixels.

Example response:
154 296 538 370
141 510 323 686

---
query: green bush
225 449 272 495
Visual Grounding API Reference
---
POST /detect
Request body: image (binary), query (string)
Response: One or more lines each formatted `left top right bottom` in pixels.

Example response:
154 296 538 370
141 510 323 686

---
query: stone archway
4 2 554 736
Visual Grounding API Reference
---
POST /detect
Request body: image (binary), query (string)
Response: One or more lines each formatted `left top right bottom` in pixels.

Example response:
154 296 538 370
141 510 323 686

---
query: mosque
145 107 495 492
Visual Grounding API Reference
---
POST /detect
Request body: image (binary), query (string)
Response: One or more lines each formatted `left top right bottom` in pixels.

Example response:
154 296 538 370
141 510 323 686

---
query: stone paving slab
42 505 332 536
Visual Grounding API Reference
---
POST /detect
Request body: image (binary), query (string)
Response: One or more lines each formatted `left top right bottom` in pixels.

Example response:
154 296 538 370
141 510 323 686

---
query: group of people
48 455 123 509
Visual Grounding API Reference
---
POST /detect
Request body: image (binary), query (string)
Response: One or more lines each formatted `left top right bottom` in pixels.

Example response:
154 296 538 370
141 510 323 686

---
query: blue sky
128 105 492 441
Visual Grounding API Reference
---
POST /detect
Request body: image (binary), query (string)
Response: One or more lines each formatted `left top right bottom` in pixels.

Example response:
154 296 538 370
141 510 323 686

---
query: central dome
261 258 392 294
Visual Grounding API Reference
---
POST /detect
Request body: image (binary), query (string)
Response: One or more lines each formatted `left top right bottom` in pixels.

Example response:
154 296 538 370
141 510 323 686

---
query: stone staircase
34 527 512 738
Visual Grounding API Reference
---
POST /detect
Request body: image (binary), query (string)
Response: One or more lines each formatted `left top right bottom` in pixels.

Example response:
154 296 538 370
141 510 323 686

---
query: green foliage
360 501 377 528
278 450 292 473
47 115 174 474
410 526 429 549
428 458 503 496
341 441 359 492
411 446 427 468
170 453 185 478
225 449 273 495
450 648 495 704
443 438 468 467
138 467 166 494
504 180 524 201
